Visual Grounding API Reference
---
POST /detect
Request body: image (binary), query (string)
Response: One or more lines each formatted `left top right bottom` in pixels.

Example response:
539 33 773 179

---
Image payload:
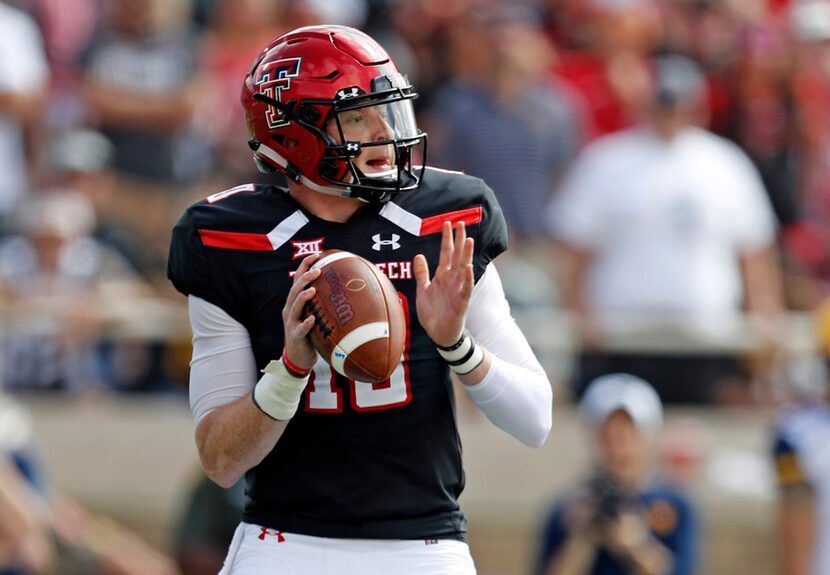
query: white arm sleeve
463 264 553 447
187 295 258 426
186 265 555 446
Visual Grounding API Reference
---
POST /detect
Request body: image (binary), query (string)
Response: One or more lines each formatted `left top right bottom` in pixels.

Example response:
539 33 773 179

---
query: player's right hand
282 253 321 370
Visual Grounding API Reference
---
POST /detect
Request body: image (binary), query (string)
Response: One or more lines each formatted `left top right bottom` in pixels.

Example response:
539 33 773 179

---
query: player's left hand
413 221 474 348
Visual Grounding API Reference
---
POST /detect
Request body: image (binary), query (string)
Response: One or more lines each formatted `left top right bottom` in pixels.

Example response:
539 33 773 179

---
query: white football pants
219 522 477 575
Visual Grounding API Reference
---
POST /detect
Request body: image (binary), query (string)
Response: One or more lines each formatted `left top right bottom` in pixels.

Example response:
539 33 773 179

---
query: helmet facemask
320 74 426 202
253 72 427 203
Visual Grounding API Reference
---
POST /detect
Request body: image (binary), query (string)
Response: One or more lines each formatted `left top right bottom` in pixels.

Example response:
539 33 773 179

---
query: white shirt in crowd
546 126 777 340
0 4 48 216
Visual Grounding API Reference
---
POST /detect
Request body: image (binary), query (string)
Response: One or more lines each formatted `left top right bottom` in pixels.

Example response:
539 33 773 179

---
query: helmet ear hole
320 159 339 179
297 105 321 125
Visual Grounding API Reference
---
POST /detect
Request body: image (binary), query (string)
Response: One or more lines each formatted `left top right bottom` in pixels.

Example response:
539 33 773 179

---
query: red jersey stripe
199 229 274 250
419 207 483 236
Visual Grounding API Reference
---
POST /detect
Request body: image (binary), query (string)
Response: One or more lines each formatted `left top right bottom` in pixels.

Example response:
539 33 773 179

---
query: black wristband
435 331 467 352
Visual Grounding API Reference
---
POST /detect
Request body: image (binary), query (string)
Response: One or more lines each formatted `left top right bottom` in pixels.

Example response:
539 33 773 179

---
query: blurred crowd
0 0 821 400
0 0 826 573
0 0 822 402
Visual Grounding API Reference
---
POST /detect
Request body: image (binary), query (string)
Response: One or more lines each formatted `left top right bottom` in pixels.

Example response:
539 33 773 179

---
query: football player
167 25 552 574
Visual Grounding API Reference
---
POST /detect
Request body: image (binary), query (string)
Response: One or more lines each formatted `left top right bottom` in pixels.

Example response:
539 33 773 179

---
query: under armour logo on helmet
372 233 401 251
336 86 363 100
345 142 360 153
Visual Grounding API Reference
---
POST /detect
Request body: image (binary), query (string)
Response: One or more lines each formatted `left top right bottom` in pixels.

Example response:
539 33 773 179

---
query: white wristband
450 343 484 375
437 334 471 360
252 359 310 421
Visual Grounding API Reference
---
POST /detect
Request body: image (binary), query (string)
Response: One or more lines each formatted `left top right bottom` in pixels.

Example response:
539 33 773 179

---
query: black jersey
167 167 508 541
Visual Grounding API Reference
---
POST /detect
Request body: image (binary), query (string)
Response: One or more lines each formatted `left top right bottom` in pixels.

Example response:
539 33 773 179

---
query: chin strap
252 141 355 199
252 141 402 204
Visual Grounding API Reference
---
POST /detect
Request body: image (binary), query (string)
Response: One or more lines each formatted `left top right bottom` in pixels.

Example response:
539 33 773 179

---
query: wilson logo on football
324 270 355 325
372 233 401 251
291 238 324 259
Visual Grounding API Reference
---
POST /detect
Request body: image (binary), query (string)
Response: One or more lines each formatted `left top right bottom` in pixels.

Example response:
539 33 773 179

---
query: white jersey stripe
266 210 309 250
206 183 256 204
379 202 422 236
418 165 465 176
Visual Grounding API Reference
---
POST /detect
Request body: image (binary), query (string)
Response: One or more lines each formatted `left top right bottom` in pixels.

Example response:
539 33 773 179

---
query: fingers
462 235 474 268
447 222 474 281
297 252 321 275
460 250 474 300
413 254 430 288
296 313 316 337
438 221 453 269
452 222 472 270
286 254 321 304
423 222 475 284
288 282 317 326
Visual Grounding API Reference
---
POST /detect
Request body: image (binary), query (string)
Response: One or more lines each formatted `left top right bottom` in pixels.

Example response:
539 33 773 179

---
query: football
305 250 406 383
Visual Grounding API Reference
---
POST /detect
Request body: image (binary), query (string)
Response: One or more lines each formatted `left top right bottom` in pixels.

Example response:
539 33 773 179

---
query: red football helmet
241 25 427 203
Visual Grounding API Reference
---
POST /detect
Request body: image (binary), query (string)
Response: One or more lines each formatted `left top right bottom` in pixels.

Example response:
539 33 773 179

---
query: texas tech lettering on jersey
294 259 412 280
167 168 507 542
374 260 412 280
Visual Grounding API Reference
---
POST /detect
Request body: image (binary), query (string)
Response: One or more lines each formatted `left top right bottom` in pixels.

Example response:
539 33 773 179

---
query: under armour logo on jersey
291 237 324 259
372 233 401 251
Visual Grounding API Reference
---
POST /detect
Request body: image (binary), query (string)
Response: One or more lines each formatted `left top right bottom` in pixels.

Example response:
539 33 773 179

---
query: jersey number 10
303 293 412 413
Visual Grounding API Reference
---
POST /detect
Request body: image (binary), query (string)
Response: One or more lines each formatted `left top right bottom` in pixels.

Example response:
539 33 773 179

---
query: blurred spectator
0 460 54 574
0 1 48 231
284 0 369 29
77 0 206 185
786 0 830 302
49 495 181 574
731 15 798 227
77 0 207 282
547 0 661 140
19 0 101 129
0 393 55 574
193 0 285 183
532 374 699 575
382 0 472 112
43 127 153 276
0 391 181 574
771 359 830 575
172 473 244 575
660 0 742 136
428 2 588 245
0 190 154 392
546 53 785 404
